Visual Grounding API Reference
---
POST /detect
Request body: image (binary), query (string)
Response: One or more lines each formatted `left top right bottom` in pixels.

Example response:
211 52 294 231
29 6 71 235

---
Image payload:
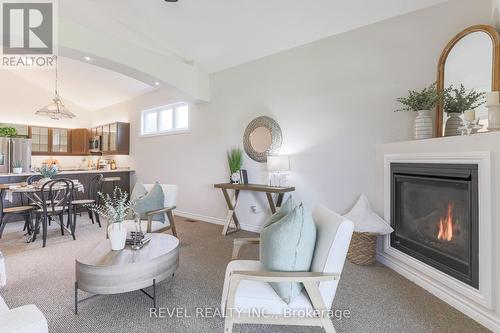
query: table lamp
267 155 290 187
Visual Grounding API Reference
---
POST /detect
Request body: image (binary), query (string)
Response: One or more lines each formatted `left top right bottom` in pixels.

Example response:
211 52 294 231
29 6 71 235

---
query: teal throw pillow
260 203 317 304
129 182 165 222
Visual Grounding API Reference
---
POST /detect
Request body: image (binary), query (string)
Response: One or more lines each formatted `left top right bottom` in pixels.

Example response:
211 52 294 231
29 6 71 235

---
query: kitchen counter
0 168 134 178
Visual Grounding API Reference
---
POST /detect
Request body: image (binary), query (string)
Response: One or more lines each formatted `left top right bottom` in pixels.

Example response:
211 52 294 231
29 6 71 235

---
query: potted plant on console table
87 188 132 251
227 147 243 184
396 82 447 140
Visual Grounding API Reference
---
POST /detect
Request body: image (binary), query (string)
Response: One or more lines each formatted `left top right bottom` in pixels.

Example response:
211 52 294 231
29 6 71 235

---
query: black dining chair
71 174 103 227
32 179 75 247
0 188 36 239
26 174 43 185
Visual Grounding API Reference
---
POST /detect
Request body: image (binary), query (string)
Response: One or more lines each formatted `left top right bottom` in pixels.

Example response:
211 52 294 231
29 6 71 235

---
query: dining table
0 180 85 242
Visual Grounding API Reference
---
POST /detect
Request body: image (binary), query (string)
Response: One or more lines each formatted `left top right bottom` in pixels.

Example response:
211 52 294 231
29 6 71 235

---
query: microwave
89 136 101 152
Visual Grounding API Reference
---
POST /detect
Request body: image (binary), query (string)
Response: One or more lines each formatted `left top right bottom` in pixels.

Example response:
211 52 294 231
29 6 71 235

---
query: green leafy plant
38 164 59 178
444 84 486 114
13 161 22 168
0 125 18 137
227 148 243 173
86 187 132 224
395 83 447 112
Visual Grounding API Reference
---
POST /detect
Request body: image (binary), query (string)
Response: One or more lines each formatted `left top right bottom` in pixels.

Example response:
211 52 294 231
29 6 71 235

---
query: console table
214 183 295 235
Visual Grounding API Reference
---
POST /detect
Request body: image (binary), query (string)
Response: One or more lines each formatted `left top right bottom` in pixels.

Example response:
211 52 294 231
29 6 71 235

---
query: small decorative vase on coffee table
108 223 127 251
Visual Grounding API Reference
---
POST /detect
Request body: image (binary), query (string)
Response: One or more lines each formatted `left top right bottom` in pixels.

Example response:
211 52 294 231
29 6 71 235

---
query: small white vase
414 110 433 140
487 104 500 131
108 223 127 251
12 167 23 174
444 113 463 136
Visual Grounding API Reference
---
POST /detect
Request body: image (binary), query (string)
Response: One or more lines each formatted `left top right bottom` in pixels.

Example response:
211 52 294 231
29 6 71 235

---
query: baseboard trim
174 210 261 233
377 252 500 333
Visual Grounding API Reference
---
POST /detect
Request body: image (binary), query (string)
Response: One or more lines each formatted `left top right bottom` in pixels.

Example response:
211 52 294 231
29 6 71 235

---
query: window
141 103 189 136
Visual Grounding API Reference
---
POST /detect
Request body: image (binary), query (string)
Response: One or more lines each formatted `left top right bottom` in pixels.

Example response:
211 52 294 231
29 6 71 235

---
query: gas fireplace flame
437 202 454 241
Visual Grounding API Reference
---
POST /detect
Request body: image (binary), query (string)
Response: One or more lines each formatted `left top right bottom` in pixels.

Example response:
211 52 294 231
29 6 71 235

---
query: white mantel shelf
376 134 500 333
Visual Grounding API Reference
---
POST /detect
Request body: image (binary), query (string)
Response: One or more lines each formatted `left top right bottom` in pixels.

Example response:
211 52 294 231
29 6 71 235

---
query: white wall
95 0 493 231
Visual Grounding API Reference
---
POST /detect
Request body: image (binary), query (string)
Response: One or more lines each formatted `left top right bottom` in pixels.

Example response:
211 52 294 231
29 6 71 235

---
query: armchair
221 205 354 333
122 183 178 236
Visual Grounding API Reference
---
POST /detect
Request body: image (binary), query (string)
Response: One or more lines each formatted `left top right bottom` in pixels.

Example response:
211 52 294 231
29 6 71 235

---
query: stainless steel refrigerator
0 138 32 173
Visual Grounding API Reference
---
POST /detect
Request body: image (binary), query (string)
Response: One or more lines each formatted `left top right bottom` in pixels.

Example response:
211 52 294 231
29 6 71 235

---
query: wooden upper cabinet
29 126 50 154
28 122 129 156
71 128 89 155
51 128 70 153
102 122 129 155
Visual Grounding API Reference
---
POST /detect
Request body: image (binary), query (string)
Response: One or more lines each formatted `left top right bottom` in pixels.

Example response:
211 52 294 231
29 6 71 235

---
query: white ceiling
60 0 446 73
7 57 155 111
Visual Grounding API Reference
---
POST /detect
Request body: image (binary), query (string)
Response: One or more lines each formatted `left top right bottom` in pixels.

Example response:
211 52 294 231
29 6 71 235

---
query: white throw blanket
0 252 5 286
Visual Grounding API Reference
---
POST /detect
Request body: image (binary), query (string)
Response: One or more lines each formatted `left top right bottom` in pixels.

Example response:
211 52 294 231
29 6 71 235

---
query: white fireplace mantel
378 151 495 329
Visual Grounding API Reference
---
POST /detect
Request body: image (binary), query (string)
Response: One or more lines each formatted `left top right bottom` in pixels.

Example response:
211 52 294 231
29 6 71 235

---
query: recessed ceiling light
164 0 178 2
84 56 91 61
154 81 160 86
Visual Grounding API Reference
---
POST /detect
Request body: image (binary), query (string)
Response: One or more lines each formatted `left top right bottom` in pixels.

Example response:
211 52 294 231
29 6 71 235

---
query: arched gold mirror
436 25 500 136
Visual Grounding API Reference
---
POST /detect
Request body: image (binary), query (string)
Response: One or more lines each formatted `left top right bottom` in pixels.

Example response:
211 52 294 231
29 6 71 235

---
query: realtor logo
1 0 57 67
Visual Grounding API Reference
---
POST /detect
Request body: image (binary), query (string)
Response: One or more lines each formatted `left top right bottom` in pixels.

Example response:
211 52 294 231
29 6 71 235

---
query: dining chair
32 179 75 247
221 205 354 333
26 175 43 185
0 189 36 239
71 174 103 227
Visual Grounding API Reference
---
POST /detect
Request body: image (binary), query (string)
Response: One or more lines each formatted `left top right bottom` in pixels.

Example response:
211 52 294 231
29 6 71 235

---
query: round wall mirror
243 116 282 162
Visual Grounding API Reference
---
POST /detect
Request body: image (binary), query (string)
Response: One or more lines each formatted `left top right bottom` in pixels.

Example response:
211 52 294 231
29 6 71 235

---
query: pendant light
35 56 76 120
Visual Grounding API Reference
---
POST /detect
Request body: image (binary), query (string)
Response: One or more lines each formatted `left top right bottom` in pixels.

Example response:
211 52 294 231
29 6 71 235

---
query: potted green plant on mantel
87 187 132 251
396 83 447 140
227 148 243 184
444 84 485 136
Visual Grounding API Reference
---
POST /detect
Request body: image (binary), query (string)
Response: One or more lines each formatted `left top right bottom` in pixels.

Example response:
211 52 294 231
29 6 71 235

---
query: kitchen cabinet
29 126 50 154
71 129 89 155
91 122 129 155
51 128 70 153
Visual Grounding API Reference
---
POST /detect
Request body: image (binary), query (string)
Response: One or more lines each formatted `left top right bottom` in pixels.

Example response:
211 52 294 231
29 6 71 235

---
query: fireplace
390 163 479 288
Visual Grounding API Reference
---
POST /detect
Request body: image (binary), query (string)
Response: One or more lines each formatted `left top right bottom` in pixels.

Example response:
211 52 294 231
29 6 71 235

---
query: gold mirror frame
436 24 500 136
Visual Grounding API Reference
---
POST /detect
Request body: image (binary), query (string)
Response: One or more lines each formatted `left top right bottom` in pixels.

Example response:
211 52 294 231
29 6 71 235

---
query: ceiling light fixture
84 56 91 61
164 0 178 2
35 56 76 120
154 81 160 86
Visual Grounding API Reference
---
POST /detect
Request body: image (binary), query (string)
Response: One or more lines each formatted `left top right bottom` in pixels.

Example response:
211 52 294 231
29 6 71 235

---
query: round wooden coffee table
74 233 179 314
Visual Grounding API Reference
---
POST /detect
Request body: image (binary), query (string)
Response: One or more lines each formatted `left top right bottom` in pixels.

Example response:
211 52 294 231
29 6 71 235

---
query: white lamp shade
267 155 290 172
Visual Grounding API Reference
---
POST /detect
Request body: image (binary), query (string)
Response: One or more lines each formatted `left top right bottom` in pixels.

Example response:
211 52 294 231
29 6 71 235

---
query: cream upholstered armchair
0 252 48 333
123 183 178 236
221 205 354 333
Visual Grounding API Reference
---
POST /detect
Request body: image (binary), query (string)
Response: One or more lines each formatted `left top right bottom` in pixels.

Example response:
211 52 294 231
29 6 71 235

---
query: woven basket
347 232 377 265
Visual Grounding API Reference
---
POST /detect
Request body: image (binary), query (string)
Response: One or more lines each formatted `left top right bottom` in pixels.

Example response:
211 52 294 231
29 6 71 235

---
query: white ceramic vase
444 113 463 136
487 104 500 131
108 223 127 251
414 110 433 140
12 167 23 174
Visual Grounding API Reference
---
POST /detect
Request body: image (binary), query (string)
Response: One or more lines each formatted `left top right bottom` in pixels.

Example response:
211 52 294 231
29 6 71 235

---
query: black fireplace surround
390 163 479 288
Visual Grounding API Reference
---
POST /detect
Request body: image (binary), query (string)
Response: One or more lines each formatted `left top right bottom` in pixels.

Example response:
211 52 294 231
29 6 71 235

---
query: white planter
487 104 500 131
108 223 127 251
12 167 22 174
444 113 463 136
414 110 433 140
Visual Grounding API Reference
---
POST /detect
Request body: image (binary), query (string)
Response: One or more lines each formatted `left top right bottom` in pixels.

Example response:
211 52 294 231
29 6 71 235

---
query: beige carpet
0 216 490 333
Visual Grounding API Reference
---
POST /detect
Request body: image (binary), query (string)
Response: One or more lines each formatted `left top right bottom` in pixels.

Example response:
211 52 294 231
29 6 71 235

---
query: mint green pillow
260 204 317 304
263 195 296 228
129 182 165 222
